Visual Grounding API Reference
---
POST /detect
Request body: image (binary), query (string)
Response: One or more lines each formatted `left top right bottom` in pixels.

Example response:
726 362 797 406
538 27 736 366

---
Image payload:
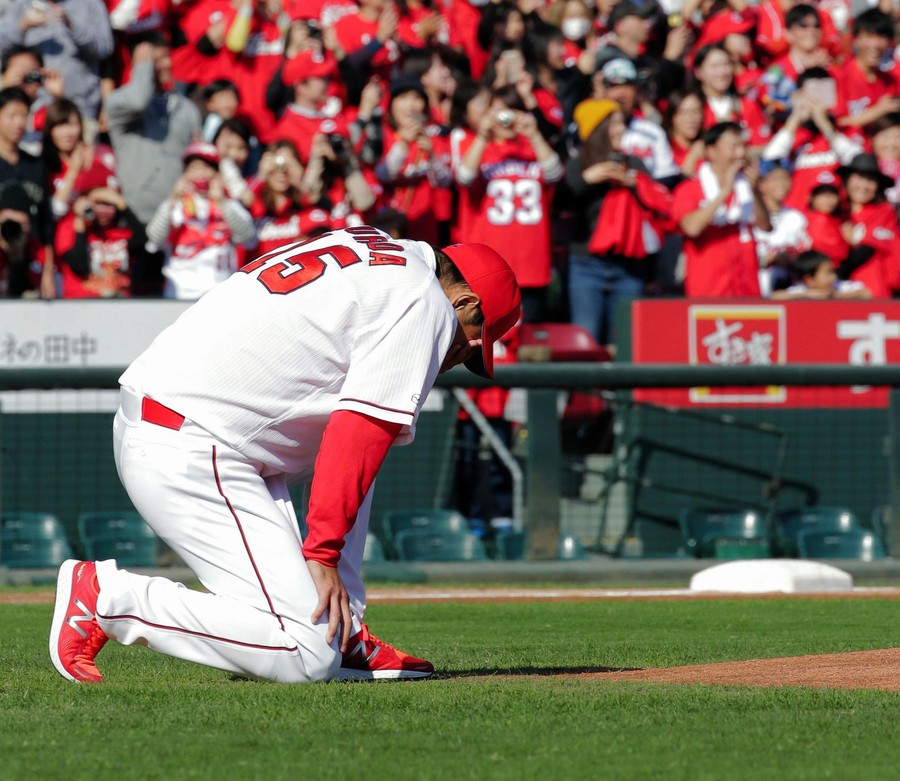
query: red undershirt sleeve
301 409 403 567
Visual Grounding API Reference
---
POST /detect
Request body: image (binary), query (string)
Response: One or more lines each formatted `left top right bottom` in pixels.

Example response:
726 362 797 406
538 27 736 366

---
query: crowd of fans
1 0 900 348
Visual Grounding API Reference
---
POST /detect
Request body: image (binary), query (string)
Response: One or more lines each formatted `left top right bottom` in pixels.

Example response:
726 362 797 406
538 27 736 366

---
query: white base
689 559 853 594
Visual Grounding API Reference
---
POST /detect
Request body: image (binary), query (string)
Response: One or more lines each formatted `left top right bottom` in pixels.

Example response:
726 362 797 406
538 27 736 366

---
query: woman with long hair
566 98 671 347
691 44 771 153
662 90 705 177
836 153 900 297
41 98 116 219
249 140 334 258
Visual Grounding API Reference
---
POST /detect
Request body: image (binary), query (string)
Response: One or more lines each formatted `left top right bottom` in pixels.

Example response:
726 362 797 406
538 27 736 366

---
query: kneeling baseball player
49 226 520 683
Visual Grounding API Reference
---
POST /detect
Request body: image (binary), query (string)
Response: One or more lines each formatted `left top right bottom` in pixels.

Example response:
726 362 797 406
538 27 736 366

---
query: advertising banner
631 300 900 408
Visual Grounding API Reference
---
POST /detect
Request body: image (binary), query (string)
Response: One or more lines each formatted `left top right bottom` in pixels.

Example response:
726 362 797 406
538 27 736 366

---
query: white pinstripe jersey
120 227 457 477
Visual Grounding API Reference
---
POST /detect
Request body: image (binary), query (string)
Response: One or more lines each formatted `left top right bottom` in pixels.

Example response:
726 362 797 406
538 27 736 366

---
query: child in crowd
772 249 871 299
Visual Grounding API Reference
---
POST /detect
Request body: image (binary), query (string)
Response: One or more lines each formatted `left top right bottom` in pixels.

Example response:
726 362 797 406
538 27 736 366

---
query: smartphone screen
802 78 837 111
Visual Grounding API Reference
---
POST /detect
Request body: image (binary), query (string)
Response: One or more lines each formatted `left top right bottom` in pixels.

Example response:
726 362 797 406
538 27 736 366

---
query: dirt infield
595 648 900 692
7 586 899 691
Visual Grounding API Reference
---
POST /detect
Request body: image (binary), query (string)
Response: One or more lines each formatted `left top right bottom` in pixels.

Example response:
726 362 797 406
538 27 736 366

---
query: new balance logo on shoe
49 560 109 684
336 624 433 681
66 598 94 640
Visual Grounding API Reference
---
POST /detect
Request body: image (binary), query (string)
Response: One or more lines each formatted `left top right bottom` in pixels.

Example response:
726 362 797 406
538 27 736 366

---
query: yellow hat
573 99 621 141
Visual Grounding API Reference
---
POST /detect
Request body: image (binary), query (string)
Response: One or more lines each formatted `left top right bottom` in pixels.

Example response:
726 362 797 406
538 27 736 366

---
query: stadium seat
797 528 887 560
83 531 157 567
363 533 386 563
381 509 470 556
394 530 489 562
519 323 611 362
1 537 74 569
494 531 587 561
77 512 157 566
2 512 68 542
775 507 859 557
679 508 771 559
518 323 611 424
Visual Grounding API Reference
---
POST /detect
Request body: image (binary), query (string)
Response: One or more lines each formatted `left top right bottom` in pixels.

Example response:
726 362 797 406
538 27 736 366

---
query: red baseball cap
440 243 521 379
694 9 756 50
182 141 220 168
283 50 337 86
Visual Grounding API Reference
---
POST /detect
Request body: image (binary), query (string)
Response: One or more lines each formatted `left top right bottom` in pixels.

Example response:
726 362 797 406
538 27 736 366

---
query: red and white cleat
337 623 434 681
48 560 109 683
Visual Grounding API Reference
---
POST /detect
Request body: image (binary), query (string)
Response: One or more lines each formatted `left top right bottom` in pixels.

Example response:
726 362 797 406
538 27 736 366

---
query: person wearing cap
593 57 680 185
594 0 687 105
0 180 46 298
836 152 900 298
145 141 255 300
105 33 201 226
48 225 521 685
375 73 451 245
53 166 151 299
268 49 345 163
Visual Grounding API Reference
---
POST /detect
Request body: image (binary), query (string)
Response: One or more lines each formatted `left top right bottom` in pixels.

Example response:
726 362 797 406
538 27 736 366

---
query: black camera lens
0 220 24 243
327 134 345 153
82 206 96 221
22 70 43 85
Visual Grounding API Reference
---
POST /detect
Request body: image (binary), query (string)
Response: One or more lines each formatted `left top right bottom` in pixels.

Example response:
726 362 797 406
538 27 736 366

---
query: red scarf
588 172 672 259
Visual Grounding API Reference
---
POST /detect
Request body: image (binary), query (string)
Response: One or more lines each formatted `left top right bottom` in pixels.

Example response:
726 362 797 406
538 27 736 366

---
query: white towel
698 161 755 226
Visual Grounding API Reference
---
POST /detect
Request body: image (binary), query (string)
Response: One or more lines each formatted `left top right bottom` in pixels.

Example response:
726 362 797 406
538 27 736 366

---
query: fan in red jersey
673 122 772 298
376 74 451 245
53 166 150 299
249 140 334 257
450 84 563 322
836 153 900 298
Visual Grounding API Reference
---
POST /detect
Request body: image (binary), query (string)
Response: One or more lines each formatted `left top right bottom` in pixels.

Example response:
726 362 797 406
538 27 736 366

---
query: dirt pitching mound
594 648 900 691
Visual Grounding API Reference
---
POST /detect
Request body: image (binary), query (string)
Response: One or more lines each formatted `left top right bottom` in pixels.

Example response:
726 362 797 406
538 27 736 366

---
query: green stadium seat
394 530 489 562
1 537 73 569
797 528 887 560
679 508 770 559
77 512 158 567
2 512 68 542
775 507 859 557
363 533 386 563
494 531 587 561
380 509 469 557
1 512 74 567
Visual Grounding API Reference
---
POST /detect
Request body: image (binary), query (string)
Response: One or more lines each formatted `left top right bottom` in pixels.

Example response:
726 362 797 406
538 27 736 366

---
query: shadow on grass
435 665 643 679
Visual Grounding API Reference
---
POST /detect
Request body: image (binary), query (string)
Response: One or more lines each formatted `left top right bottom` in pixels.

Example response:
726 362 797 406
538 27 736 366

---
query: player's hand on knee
306 559 352 652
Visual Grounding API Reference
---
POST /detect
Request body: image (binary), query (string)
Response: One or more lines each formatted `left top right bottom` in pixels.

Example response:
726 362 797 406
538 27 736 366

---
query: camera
496 110 514 128
82 206 96 222
273 154 288 172
609 151 626 165
0 219 24 244
327 134 346 156
22 70 42 86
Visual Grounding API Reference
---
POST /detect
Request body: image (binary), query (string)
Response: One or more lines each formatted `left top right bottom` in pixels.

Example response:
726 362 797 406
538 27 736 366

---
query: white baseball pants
94 388 369 683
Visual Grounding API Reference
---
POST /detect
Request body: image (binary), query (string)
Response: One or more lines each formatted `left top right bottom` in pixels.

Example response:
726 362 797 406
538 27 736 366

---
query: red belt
141 397 185 431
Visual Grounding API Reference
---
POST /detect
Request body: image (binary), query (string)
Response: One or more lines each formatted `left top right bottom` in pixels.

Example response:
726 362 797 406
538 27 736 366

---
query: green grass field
2 594 899 781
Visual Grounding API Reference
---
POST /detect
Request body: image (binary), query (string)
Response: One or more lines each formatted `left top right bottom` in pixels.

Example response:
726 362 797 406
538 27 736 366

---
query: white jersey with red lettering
121 227 456 478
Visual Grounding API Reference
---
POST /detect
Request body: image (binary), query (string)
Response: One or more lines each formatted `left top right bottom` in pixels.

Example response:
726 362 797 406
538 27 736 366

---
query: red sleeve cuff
301 410 402 567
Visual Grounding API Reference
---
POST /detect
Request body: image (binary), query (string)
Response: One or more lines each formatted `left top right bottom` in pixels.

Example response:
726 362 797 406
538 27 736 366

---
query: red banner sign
631 300 900 408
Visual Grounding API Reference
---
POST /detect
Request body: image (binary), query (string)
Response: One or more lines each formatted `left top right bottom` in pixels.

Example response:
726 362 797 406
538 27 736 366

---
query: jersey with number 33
451 130 556 288
119 227 458 478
